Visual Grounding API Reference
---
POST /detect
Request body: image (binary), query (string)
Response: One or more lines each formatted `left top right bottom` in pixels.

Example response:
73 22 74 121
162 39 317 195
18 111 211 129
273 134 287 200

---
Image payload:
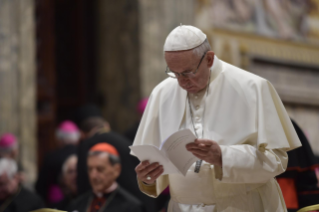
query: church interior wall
95 0 141 133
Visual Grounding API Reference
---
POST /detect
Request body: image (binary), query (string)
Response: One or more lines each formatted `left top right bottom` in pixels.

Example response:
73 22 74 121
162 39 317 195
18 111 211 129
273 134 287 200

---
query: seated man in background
0 158 44 212
68 143 144 212
51 154 78 210
0 133 24 183
75 104 156 212
76 117 139 197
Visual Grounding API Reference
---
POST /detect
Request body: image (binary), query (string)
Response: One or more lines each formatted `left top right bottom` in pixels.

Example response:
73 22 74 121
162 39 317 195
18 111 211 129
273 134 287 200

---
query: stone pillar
0 0 36 188
139 0 195 97
96 0 141 132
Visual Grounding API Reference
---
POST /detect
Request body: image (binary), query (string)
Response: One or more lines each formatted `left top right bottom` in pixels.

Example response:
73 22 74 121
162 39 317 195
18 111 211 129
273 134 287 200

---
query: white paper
130 129 198 176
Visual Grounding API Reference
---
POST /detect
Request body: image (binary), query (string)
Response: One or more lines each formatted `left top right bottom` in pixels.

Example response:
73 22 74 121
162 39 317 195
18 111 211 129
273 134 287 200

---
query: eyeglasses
165 51 207 78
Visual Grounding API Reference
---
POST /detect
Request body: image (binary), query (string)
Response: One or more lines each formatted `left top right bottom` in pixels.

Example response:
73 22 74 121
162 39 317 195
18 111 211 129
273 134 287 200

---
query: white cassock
131 56 301 212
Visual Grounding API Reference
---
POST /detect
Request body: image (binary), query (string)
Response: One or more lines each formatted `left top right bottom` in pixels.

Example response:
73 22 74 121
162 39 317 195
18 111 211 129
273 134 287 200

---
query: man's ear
206 51 215 67
113 164 121 178
80 131 87 140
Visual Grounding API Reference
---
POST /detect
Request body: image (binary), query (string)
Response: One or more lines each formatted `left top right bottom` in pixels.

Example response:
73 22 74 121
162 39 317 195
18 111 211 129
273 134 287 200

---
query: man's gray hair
88 151 121 166
0 158 17 179
62 154 77 175
192 39 211 58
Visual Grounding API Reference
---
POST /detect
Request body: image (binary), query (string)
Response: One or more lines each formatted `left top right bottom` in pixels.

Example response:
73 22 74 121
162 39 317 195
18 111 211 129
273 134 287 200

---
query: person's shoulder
222 61 265 82
19 187 43 202
220 60 268 89
152 77 178 95
116 186 143 206
67 191 91 210
15 187 45 209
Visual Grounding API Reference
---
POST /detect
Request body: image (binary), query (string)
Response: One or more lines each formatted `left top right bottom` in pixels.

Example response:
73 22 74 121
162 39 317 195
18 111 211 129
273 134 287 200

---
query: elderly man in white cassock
131 25 301 212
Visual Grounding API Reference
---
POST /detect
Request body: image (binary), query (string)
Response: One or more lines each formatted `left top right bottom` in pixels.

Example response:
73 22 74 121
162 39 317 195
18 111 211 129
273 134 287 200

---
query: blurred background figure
55 121 81 147
277 119 319 212
68 143 144 212
0 133 19 160
51 154 78 210
36 120 80 205
75 104 157 212
0 158 44 212
0 133 25 184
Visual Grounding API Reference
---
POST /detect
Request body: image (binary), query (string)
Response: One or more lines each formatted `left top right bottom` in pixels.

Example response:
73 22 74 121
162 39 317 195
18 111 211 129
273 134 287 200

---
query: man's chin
184 87 198 93
92 186 103 193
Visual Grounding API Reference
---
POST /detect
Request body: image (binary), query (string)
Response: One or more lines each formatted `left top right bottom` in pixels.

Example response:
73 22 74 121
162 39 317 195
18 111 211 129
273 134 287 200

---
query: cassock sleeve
218 146 288 183
131 82 177 198
137 175 169 198
217 80 300 183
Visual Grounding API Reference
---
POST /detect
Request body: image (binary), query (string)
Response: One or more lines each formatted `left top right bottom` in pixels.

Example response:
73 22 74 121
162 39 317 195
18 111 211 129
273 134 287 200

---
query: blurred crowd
0 99 168 212
0 99 318 212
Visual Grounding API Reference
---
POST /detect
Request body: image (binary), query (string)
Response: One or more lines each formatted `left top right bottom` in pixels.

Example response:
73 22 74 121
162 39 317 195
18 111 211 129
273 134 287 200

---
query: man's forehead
165 50 197 68
88 153 110 164
165 50 196 61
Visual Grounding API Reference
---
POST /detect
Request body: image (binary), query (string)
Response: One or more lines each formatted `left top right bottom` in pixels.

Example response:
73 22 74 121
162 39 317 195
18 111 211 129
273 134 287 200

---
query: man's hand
135 161 164 184
186 139 222 167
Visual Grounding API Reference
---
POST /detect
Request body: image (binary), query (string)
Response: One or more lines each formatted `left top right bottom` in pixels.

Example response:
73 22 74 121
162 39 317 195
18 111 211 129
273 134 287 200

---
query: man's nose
178 77 189 84
90 169 98 178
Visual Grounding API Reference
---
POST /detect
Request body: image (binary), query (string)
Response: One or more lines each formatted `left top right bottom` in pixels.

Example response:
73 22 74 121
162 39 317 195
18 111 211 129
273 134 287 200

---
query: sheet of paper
129 145 179 175
160 129 198 175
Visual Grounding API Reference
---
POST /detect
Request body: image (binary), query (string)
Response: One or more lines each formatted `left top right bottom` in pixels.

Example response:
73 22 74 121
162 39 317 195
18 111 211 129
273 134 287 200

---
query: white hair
192 39 211 58
62 154 77 175
0 158 17 179
56 130 80 145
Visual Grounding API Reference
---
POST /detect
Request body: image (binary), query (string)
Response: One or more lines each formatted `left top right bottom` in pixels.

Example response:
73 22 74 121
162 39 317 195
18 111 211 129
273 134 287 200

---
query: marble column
138 0 195 97
0 0 36 188
96 0 141 132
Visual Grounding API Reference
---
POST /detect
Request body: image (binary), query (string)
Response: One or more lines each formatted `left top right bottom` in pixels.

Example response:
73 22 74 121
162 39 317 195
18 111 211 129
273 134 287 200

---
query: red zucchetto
89 143 119 156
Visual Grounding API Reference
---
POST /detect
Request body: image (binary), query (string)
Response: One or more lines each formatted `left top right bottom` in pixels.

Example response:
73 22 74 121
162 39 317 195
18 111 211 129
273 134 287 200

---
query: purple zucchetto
58 120 79 133
56 120 80 144
0 133 17 149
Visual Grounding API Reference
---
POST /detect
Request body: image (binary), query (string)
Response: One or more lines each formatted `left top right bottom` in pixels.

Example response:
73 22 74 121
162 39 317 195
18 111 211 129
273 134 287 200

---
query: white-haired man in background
51 154 78 210
0 158 44 211
36 120 80 204
132 25 302 211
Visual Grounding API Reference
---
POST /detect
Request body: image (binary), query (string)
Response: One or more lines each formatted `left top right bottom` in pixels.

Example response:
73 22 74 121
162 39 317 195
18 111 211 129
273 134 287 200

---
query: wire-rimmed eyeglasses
165 51 207 78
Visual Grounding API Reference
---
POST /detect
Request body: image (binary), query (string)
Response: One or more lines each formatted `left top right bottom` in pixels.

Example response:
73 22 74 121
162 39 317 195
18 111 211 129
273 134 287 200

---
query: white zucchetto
163 25 207 51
